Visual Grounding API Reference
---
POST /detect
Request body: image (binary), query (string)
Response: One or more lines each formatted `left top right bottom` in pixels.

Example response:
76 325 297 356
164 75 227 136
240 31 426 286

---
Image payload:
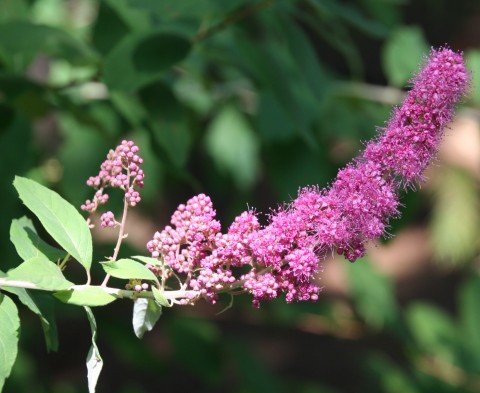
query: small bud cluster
81 140 144 225
146 48 468 307
100 211 116 228
126 279 149 292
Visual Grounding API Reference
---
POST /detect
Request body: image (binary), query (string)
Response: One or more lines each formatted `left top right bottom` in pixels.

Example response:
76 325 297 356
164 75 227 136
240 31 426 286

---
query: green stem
0 278 199 302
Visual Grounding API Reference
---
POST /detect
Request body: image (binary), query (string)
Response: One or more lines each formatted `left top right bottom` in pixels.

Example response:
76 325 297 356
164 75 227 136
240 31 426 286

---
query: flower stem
101 196 129 287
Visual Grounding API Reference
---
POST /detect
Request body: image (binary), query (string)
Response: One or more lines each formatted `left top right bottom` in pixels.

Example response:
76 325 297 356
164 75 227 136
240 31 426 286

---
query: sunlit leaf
132 255 162 267
13 176 92 274
152 286 171 308
0 293 20 391
1 273 58 352
132 298 162 339
10 216 67 262
55 286 117 307
85 307 103 393
101 259 158 282
5 256 73 291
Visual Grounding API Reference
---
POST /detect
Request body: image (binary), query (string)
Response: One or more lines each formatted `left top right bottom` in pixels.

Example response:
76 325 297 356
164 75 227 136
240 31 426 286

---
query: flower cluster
146 48 468 307
364 48 469 184
81 140 144 223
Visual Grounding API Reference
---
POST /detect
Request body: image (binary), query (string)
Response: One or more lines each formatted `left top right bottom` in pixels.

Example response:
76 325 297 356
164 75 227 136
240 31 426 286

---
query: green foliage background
1 0 480 392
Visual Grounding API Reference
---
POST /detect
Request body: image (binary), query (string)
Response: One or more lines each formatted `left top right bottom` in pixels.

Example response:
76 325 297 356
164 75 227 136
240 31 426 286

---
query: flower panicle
145 47 468 307
81 140 145 224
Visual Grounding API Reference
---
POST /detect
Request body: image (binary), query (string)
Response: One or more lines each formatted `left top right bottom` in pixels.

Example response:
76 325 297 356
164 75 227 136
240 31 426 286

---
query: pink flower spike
145 48 469 307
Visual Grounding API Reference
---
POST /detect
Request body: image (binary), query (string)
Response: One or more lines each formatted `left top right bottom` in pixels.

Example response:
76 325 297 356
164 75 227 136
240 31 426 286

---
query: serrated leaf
10 216 67 262
0 276 58 352
103 30 191 91
152 286 171 307
0 293 20 391
5 256 73 291
84 307 103 393
13 176 92 274
101 258 157 281
132 298 162 339
55 286 116 307
382 26 428 87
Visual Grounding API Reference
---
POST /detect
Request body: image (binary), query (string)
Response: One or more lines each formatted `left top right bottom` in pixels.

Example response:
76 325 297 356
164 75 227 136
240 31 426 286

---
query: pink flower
82 140 145 214
147 48 469 307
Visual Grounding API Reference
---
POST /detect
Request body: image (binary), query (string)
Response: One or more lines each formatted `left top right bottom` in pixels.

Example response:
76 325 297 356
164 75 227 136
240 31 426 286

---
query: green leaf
459 273 480 371
5 256 73 291
382 26 429 87
233 27 319 147
0 73 50 118
13 176 92 274
366 353 420 393
466 50 480 105
140 81 192 168
0 0 29 22
10 216 67 262
0 293 20 392
205 105 260 191
430 168 479 265
0 21 96 68
0 278 58 352
406 302 459 365
103 30 191 91
55 286 117 307
132 255 162 267
315 0 389 38
132 298 162 339
91 0 130 54
257 90 296 141
152 286 171 307
101 259 158 281
347 259 398 329
84 307 103 393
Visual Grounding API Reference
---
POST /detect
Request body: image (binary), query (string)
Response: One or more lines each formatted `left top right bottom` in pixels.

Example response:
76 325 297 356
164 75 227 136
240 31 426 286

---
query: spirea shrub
0 48 469 392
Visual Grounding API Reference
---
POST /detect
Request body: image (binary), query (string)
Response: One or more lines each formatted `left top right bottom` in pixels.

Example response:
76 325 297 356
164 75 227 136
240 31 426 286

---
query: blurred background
1 0 480 392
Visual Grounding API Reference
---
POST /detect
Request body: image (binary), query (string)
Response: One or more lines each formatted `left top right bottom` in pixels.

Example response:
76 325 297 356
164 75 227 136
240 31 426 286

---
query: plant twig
101 196 129 287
